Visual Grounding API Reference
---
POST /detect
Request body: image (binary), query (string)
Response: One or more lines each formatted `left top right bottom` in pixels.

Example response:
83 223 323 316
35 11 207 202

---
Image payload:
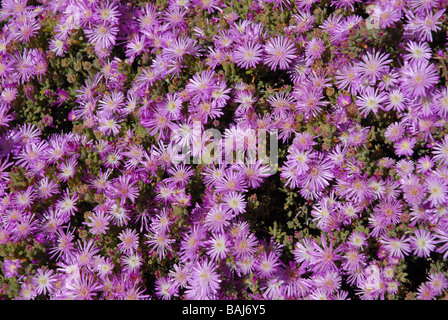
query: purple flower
263 35 297 71
394 136 417 157
409 228 436 258
31 268 56 296
400 60 439 97
185 258 221 299
379 235 411 260
233 41 264 69
305 38 325 61
206 232 231 261
3 259 21 278
356 86 388 118
254 250 282 279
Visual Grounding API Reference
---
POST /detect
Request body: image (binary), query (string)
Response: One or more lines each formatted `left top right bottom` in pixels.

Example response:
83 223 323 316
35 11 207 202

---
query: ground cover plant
1 0 448 300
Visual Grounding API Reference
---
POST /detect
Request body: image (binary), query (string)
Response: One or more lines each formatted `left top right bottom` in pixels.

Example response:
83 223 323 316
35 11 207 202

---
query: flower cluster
1 0 448 300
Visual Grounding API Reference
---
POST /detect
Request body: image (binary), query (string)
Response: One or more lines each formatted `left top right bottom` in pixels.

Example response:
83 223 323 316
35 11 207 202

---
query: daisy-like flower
150 209 173 234
12 48 39 85
409 0 439 14
84 22 119 51
375 199 403 226
95 1 121 26
48 228 75 262
155 277 178 300
0 57 14 83
231 232 259 259
416 282 437 300
295 0 320 12
425 175 448 207
293 238 318 269
263 35 297 71
108 203 131 227
312 271 342 295
394 136 417 157
75 239 100 269
12 186 35 209
109 174 139 205
55 190 79 219
166 163 194 188
95 257 114 279
1 87 18 104
288 56 312 84
416 155 434 174
305 38 325 61
214 169 248 193
385 122 405 142
169 263 191 289
98 90 124 115
185 69 217 103
186 258 221 299
409 228 436 258
162 5 188 28
146 229 175 261
311 235 341 274
206 233 230 261
295 86 328 119
206 47 225 69
347 230 368 249
222 191 246 215
355 49 391 83
83 210 110 236
293 11 315 33
401 174 427 206
31 268 56 296
18 282 37 300
135 67 163 90
193 0 224 14
434 87 448 119
160 92 183 120
339 202 360 223
191 99 223 123
234 159 272 189
138 2 159 32
3 259 21 278
403 41 432 62
400 60 439 97
11 214 37 242
12 11 41 43
56 156 78 182
121 253 143 273
432 135 448 166
379 235 411 260
330 0 360 11
65 270 101 300
268 91 295 118
372 2 402 29
427 273 448 296
254 250 282 279
164 35 200 61
299 153 334 194
276 115 298 143
233 41 264 69
412 9 445 42
395 159 415 177
204 205 231 234
334 64 362 95
356 86 387 118
202 164 226 187
125 34 147 62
